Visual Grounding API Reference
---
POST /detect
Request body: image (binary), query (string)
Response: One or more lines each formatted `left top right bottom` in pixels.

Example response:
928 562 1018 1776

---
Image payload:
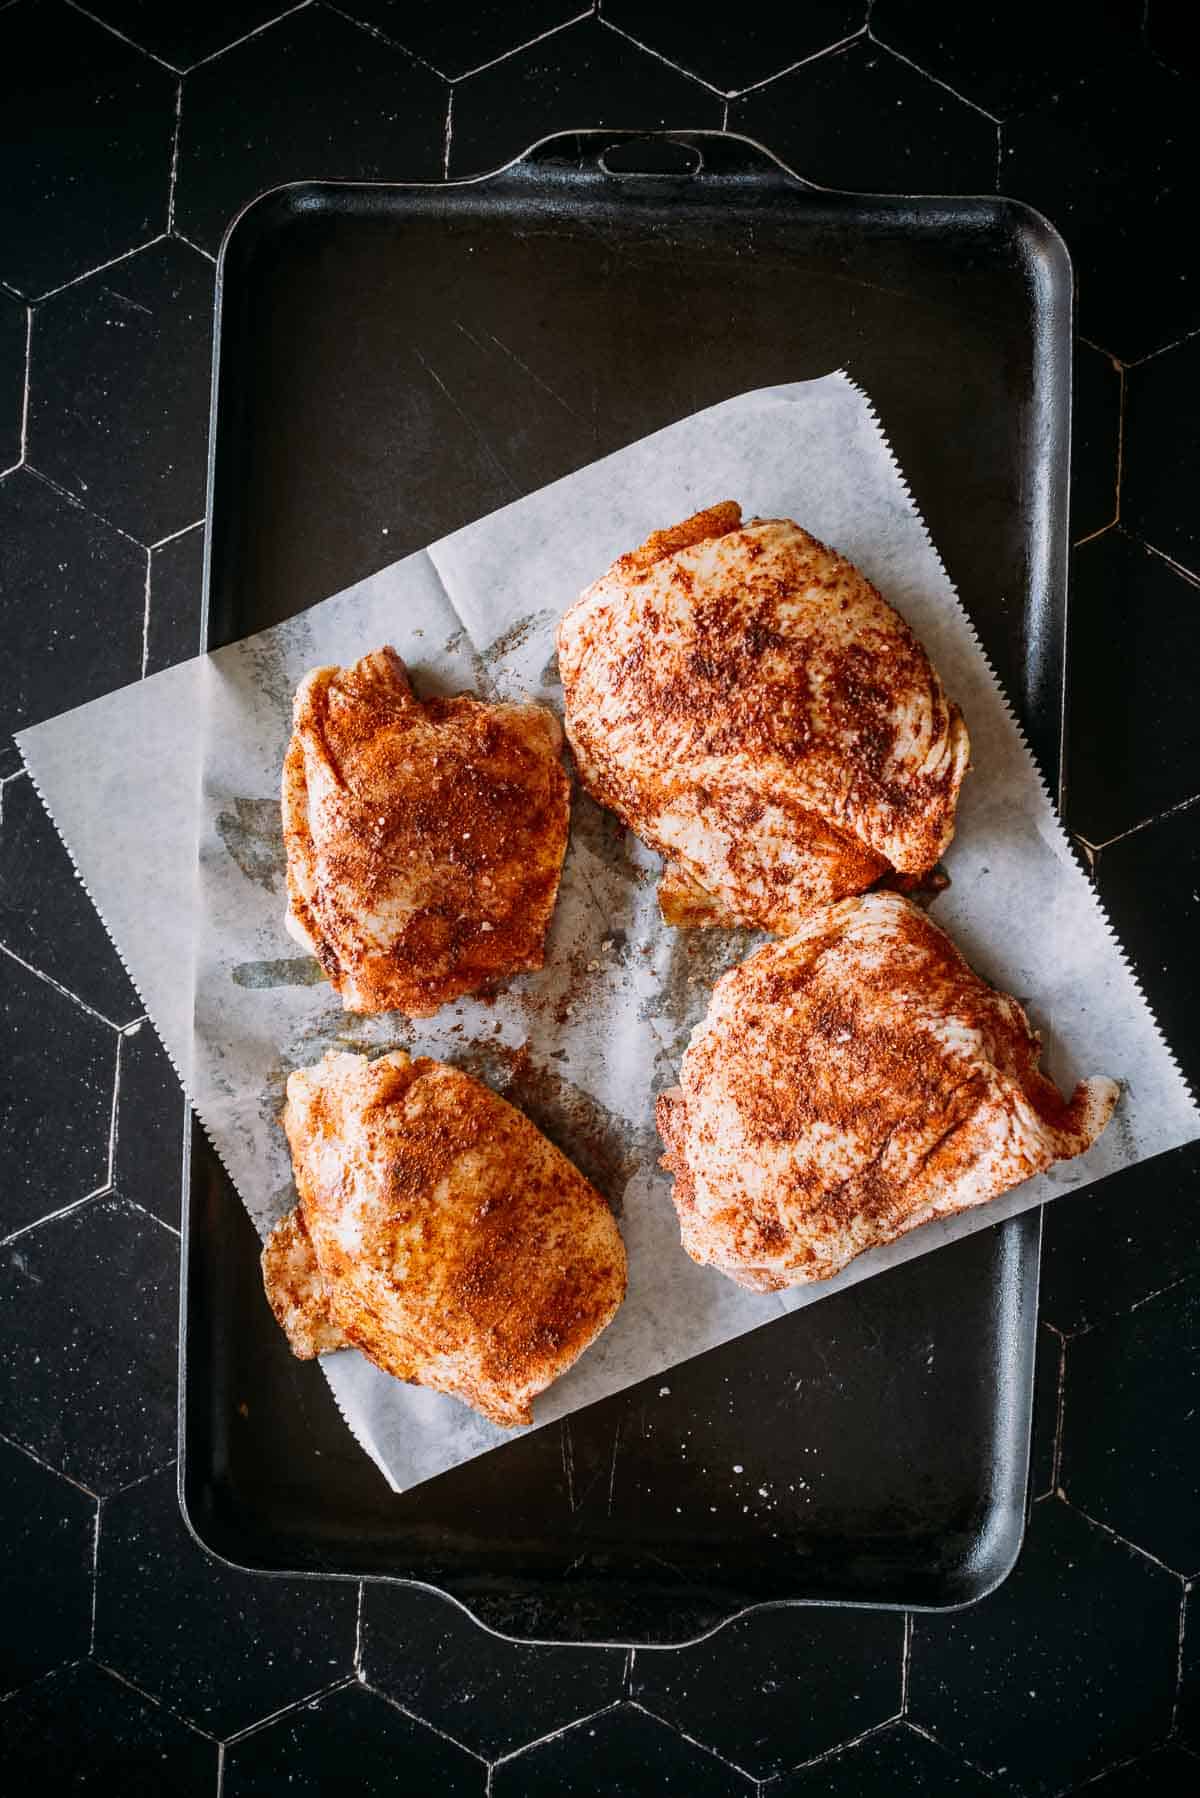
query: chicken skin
557 503 970 931
282 647 569 1016
262 1050 627 1427
656 893 1117 1291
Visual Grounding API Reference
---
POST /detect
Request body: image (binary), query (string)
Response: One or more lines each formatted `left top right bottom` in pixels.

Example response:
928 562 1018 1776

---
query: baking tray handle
505 127 808 188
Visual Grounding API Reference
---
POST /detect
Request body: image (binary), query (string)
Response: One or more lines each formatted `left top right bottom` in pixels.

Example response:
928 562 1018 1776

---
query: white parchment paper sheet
19 374 1199 1495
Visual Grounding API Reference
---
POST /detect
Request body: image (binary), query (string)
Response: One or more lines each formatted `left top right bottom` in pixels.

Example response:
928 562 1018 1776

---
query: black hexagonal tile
27 239 213 545
113 1021 184 1229
341 0 584 81
0 772 141 1025
1147 1 1200 81
146 523 204 675
94 1466 357 1735
0 468 145 738
0 1195 176 1496
1030 1322 1062 1503
909 1497 1180 1794
360 1582 624 1760
0 0 175 298
0 1660 216 1792
1182 1586 1200 1750
225 1681 484 1795
173 4 446 256
0 955 117 1239
1094 802 1200 1099
768 1720 1003 1796
0 289 24 473
86 1 297 70
1073 339 1122 544
1064 532 1200 848
731 39 995 196
602 2 867 94
1061 1276 1200 1577
0 1439 94 1696
1042 1140 1200 1338
1002 59 1200 363
632 1606 902 1780
1123 333 1200 580
870 0 1144 121
1083 1745 1200 1797
449 15 721 177
493 1702 752 1796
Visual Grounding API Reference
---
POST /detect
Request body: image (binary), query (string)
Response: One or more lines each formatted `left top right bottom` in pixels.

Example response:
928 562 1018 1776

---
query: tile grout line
448 8 594 85
358 1680 491 1764
1050 1325 1068 1494
1080 788 1200 854
596 15 728 98
1113 360 1125 526
1172 1583 1191 1731
220 1674 356 1747
489 1699 623 1769
866 27 1003 122
320 2 446 79
149 517 205 550
1059 1491 1190 1581
33 235 168 307
93 1659 220 1741
1126 320 1200 369
354 1580 364 1675
89 1500 101 1651
215 1742 225 1798
1141 535 1200 592
442 86 454 180
626 1698 759 1781
0 1429 99 1501
773 1712 900 1781
899 1611 913 1712
0 936 128 1031
63 0 182 72
104 1028 124 1193
1 1184 111 1249
905 1718 1000 1786
993 120 1004 193
166 80 184 235
24 463 150 551
19 299 32 464
140 547 153 679
171 229 217 265
188 0 312 72
727 26 868 99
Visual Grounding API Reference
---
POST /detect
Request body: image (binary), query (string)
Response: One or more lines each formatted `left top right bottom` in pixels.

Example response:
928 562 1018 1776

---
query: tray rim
179 127 1072 1643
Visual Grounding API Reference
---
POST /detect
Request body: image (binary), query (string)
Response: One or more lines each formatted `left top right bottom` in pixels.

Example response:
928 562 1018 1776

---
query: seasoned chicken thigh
283 647 569 1016
263 1050 627 1428
657 893 1117 1291
557 503 970 931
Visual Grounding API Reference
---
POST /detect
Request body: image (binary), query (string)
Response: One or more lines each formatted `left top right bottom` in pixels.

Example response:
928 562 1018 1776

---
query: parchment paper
19 374 1199 1495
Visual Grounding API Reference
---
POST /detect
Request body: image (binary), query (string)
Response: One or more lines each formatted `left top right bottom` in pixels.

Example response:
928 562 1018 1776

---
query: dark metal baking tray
180 128 1072 1644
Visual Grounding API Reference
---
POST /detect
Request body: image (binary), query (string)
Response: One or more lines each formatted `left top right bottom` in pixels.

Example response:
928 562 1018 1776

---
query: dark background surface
1 1 1198 1793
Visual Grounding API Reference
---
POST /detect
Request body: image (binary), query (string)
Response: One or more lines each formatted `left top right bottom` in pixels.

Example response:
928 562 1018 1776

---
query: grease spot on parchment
481 608 555 667
233 957 325 989
447 1039 655 1213
216 798 285 893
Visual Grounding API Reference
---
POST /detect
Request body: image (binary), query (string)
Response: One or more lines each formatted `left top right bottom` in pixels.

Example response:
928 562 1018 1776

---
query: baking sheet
19 373 1198 1497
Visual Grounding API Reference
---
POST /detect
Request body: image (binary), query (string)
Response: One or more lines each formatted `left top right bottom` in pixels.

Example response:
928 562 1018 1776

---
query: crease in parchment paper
16 372 1198 1496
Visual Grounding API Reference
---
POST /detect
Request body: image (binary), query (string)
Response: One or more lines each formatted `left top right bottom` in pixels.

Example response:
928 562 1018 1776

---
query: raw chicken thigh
557 503 970 931
657 893 1118 1291
283 647 569 1016
263 1050 627 1427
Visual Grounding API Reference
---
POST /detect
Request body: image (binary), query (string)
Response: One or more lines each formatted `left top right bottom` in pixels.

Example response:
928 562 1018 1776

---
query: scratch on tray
411 347 520 499
456 318 588 422
606 1419 622 1517
102 285 152 316
561 1418 577 1514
